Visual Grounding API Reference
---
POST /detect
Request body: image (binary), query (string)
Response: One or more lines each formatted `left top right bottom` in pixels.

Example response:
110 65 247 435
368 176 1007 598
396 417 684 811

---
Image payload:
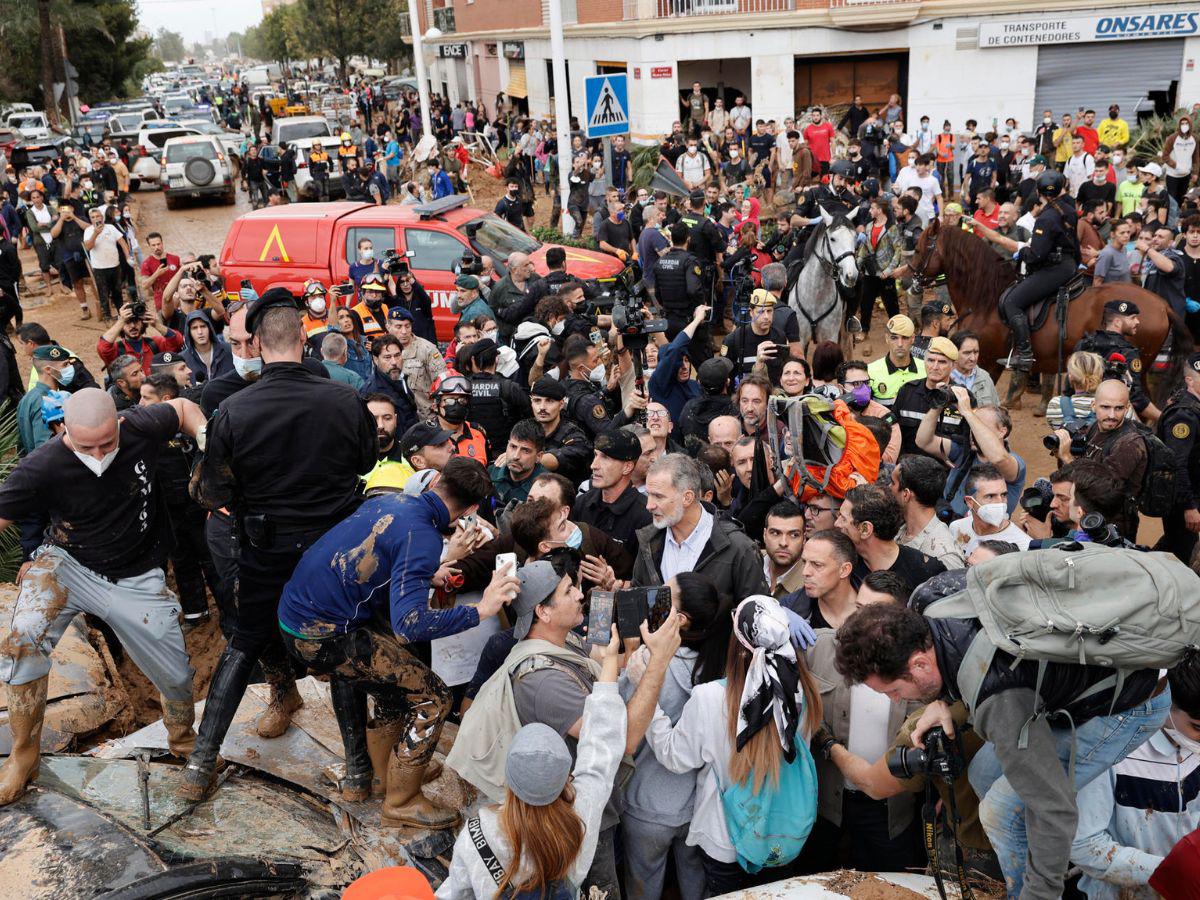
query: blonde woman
1046 350 1104 428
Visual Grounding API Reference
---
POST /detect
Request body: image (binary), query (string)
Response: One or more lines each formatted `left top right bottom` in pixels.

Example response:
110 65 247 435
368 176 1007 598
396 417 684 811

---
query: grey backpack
925 546 1200 762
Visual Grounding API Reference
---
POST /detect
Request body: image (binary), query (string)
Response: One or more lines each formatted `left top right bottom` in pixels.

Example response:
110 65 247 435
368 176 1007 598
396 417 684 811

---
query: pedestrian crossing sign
585 74 629 138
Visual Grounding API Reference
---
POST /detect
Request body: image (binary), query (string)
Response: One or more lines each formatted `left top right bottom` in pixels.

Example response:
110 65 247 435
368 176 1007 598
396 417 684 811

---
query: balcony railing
433 6 456 32
623 0 796 20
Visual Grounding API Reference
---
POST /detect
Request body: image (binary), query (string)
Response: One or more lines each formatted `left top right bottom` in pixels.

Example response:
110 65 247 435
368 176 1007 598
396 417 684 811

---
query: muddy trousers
0 545 194 700
281 625 451 768
165 500 217 621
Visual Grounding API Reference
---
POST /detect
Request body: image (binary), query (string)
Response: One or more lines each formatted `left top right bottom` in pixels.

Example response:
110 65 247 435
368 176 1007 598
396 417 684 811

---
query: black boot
330 680 372 801
1005 312 1035 371
178 646 255 801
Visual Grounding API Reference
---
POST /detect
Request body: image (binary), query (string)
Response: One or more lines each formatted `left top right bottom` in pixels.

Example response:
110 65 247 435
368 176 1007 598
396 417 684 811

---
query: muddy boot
161 696 197 758
255 682 303 739
381 748 460 830
0 676 49 807
179 647 254 802
365 719 404 798
330 681 372 802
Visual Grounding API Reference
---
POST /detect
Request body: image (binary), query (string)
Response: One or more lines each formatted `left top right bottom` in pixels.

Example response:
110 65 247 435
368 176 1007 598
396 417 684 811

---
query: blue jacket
358 365 417 435
180 310 233 384
278 492 480 640
430 169 454 199
649 328 702 425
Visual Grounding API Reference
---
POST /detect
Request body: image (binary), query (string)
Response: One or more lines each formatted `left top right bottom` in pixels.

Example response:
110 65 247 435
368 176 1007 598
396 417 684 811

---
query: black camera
129 300 147 320
458 252 483 277
380 249 410 276
1042 420 1089 456
929 386 970 440
886 726 963 782
1079 512 1126 547
1019 477 1054 522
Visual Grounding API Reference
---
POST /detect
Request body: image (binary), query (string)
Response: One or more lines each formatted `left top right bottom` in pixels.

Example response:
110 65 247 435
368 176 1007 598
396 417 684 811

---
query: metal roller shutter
506 60 528 99
1034 39 1182 120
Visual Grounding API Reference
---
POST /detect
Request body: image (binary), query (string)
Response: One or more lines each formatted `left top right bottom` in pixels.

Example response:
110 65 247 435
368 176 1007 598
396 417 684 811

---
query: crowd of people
4 75 1200 900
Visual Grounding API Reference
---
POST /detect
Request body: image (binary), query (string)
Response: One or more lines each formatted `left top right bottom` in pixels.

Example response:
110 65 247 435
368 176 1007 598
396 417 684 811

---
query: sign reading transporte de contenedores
980 11 1199 47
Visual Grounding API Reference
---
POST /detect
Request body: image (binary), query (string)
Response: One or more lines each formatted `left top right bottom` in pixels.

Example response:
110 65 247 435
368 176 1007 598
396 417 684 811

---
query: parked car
270 115 333 147
161 134 235 208
176 119 244 172
125 125 202 189
7 112 51 140
106 108 161 135
10 135 78 170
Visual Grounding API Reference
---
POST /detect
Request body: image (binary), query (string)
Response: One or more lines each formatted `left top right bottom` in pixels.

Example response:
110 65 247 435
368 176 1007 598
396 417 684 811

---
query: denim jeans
968 688 1171 898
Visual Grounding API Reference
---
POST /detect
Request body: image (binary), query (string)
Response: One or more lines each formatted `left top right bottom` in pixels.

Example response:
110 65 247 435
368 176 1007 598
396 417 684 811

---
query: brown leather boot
161 696 196 758
365 722 442 796
255 683 303 739
380 749 460 830
0 676 49 807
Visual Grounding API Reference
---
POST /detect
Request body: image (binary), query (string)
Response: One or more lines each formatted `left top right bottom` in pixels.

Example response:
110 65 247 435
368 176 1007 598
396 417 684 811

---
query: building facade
411 0 1200 140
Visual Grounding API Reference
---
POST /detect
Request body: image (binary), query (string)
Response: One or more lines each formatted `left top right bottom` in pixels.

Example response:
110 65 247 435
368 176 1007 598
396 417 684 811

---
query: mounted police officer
1077 299 1158 421
655 221 707 356
998 169 1079 371
1156 351 1200 563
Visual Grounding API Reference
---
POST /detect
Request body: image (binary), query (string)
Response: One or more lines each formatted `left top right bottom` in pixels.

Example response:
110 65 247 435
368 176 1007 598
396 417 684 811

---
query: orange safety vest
352 301 391 336
935 133 955 165
301 313 332 338
452 423 488 465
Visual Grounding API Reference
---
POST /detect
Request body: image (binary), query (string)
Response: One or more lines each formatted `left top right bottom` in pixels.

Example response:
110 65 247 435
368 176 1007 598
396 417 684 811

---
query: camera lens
885 746 927 780
1042 434 1061 451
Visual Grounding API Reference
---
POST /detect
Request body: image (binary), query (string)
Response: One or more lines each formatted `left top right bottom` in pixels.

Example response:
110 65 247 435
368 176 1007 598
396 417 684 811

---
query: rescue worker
866 314 926 409
655 221 706 350
1076 299 1159 422
529 376 593 486
1156 351 1200 563
430 372 488 464
352 273 392 339
463 338 532 457
301 280 335 350
308 140 331 202
336 131 359 166
998 169 1080 371
180 288 377 801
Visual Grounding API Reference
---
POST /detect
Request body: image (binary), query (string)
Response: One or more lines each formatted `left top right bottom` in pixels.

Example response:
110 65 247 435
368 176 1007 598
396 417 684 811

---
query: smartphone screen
645 586 673 630
615 588 649 640
587 591 615 646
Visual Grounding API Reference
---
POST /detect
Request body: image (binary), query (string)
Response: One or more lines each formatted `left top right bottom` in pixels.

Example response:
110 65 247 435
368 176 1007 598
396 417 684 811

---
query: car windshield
465 215 540 260
185 121 221 134
10 116 43 128
277 120 332 142
112 113 142 131
166 141 216 163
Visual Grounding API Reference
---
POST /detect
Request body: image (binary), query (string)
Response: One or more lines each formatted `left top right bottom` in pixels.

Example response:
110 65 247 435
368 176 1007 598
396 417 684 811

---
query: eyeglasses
647 409 669 419
842 379 869 388
803 505 837 518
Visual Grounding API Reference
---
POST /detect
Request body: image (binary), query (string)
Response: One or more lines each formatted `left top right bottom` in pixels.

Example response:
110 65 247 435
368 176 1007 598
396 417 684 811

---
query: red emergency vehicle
218 195 624 342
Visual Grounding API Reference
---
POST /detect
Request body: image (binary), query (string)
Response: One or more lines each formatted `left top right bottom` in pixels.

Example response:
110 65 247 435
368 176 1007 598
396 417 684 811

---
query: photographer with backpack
832 550 1196 900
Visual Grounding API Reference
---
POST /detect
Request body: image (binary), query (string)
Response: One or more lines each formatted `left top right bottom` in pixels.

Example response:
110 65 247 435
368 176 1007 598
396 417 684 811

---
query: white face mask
307 298 327 316
1043 117 1052 125
589 363 606 386
232 353 263 379
482 328 498 343
360 248 374 261
1183 124 1191 135
1165 711 1200 755
69 425 119 477
973 501 1008 528
1113 154 1124 166
551 320 565 336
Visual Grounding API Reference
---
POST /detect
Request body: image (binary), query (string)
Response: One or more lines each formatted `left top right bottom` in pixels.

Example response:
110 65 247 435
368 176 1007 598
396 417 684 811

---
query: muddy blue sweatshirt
278 492 479 641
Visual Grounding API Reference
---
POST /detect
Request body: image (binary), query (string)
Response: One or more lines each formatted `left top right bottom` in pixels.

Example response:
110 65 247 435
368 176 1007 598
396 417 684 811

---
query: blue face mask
566 523 583 549
56 364 76 386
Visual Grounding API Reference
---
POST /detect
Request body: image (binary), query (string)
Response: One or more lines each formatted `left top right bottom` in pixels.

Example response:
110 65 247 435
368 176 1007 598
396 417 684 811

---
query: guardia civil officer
997 169 1080 371
180 288 377 801
1156 351 1200 563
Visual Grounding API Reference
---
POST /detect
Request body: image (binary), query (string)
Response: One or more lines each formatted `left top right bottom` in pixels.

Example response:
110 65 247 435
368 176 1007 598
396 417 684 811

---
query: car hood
527 243 624 280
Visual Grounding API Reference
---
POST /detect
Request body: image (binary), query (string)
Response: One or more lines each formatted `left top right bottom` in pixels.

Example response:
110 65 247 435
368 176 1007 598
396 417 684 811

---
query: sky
137 0 263 45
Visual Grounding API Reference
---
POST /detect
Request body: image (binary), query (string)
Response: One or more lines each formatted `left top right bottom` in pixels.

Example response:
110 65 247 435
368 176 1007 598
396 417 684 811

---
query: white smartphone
495 552 518 575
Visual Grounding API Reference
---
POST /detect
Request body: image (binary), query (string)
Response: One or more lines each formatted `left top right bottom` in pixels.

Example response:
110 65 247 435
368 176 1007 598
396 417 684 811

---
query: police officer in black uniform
181 288 377 801
785 160 859 268
463 338 532 457
561 334 643 441
1156 351 1200 563
1076 300 1158 421
529 376 593 485
654 220 705 342
998 169 1080 371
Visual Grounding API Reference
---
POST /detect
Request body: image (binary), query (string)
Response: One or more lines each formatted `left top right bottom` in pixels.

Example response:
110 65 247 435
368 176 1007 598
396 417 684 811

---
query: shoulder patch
1173 422 1191 440
694 265 702 276
1130 357 1142 373
593 403 607 420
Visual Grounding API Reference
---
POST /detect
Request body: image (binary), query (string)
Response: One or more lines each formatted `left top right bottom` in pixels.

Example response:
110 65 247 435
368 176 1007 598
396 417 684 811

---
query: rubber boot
1005 312 1035 372
255 682 303 739
161 695 197 758
380 747 460 830
365 721 441 798
0 676 48 807
178 646 255 801
330 681 372 802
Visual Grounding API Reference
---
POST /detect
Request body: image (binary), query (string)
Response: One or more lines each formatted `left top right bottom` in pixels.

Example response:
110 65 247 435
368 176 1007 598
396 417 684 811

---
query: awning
506 60 527 99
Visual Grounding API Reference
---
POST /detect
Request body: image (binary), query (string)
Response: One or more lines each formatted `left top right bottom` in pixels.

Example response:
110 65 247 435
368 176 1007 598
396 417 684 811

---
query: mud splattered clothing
278 491 478 642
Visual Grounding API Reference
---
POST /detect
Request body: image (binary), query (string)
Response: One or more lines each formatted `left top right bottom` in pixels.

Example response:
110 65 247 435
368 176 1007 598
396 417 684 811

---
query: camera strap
922 777 976 900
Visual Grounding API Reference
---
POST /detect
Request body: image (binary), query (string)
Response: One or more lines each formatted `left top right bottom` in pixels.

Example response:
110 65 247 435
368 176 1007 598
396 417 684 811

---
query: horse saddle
998 269 1091 330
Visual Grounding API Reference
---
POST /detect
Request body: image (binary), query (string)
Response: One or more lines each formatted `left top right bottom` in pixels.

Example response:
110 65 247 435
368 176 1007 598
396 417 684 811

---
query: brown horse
909 218 1188 400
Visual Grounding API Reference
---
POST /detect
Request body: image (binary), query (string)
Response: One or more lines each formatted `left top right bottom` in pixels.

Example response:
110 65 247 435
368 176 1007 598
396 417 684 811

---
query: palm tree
0 402 22 582
37 0 58 125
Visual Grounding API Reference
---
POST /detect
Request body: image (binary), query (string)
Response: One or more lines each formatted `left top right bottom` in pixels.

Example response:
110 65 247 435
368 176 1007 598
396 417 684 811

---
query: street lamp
406 3 435 141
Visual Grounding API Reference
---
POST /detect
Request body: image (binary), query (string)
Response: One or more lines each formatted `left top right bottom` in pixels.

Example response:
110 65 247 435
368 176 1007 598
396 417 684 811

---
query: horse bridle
818 223 858 291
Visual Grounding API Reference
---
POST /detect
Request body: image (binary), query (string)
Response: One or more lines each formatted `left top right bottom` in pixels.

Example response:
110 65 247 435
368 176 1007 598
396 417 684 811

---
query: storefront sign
651 66 673 79
503 42 524 59
980 11 1199 47
438 44 467 58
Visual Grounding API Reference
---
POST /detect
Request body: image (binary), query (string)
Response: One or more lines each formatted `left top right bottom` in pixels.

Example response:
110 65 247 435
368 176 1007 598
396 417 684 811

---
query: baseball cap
32 344 70 362
689 189 706 205
749 288 777 308
594 428 641 462
920 301 953 318
505 722 574 806
698 356 734 392
530 376 566 400
455 274 481 291
511 560 565 641
1188 352 1200 374
1104 299 1140 316
400 422 453 461
926 336 959 361
1029 154 1048 167
885 314 915 337
152 351 181 366
1138 162 1164 178
387 305 414 321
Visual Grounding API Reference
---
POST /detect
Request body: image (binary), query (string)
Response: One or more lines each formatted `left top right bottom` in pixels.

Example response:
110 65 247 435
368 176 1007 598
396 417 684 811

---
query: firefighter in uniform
1076 300 1158 421
998 169 1080 371
1156 351 1200 563
529 376 593 485
654 220 706 343
463 338 531 458
352 273 392 340
181 288 377 801
301 280 335 352
430 373 488 464
308 141 331 202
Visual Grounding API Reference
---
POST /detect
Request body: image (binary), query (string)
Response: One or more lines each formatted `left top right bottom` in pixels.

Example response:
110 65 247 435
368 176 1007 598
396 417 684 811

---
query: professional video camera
379 249 410 276
886 725 964 782
1019 477 1054 522
727 257 755 327
927 385 970 441
458 251 483 277
1042 419 1089 457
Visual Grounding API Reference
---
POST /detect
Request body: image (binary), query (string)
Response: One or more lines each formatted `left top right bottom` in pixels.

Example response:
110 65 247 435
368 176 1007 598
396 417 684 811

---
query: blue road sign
584 74 629 138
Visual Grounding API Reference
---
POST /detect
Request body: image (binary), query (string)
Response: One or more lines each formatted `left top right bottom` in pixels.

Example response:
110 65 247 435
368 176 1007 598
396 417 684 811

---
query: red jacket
97 330 184 373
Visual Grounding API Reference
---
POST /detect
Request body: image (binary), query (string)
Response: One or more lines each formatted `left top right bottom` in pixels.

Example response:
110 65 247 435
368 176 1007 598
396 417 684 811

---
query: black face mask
441 399 469 425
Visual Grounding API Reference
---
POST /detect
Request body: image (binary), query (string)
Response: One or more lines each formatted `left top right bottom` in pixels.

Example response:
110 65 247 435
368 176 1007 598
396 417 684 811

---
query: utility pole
407 0 434 142
547 0 572 233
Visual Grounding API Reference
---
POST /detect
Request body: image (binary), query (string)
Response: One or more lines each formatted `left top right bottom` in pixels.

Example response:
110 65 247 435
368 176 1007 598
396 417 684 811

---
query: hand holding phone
587 590 616 646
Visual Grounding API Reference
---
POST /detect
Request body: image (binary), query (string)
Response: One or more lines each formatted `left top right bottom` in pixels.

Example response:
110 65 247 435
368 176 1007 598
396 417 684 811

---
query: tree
297 0 390 83
37 0 57 123
368 0 412 72
154 28 186 62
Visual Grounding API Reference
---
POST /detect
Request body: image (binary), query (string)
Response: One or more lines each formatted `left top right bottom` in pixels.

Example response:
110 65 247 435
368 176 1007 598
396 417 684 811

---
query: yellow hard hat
340 131 352 141
364 460 412 493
